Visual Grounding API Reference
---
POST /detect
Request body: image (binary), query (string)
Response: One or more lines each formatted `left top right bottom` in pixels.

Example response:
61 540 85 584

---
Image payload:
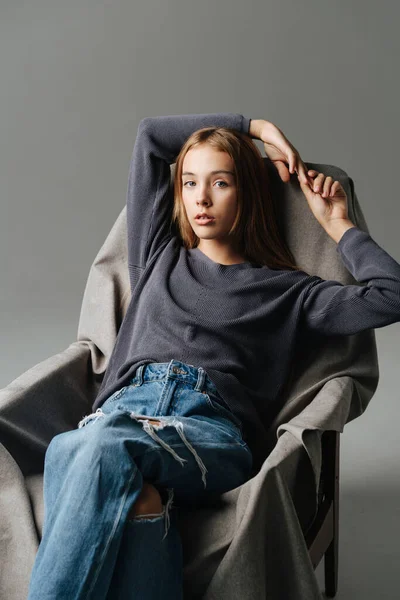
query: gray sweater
92 113 400 469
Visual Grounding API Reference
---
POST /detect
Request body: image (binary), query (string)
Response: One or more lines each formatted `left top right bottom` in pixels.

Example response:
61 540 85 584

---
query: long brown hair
172 126 301 271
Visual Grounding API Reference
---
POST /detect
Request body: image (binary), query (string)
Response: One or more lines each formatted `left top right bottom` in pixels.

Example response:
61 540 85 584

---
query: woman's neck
196 241 247 265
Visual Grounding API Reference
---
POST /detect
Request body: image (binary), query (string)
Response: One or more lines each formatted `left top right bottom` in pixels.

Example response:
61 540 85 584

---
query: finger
296 159 310 184
297 171 313 190
297 175 308 191
330 181 339 196
306 170 320 184
274 160 291 183
288 152 296 174
298 172 313 191
322 176 334 197
312 173 325 193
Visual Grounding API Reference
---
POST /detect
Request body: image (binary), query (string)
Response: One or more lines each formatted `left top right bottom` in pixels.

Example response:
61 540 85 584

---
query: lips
195 213 214 219
195 215 215 225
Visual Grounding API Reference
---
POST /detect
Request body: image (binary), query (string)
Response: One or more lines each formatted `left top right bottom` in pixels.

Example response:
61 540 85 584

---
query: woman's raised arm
300 171 400 335
126 113 250 292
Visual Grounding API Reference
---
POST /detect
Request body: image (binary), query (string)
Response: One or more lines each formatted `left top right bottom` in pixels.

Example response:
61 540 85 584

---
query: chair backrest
77 158 379 451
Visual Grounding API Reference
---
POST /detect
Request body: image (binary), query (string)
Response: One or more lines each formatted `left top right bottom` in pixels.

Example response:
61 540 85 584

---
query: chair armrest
270 375 361 534
265 427 320 535
0 341 94 476
0 208 132 477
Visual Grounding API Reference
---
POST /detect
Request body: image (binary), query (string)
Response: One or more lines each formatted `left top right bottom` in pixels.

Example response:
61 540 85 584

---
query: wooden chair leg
324 535 338 597
324 430 340 597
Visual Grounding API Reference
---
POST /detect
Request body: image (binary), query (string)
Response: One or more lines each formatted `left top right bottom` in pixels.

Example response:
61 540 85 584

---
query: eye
183 181 228 188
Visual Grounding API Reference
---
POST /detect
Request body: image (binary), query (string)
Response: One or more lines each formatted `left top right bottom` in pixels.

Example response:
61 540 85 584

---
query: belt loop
194 366 206 392
135 364 145 386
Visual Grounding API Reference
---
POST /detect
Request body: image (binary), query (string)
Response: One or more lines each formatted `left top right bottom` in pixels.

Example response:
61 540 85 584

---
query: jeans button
172 366 187 375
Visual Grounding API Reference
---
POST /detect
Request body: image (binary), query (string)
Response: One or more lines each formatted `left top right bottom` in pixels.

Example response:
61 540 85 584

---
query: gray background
1 1 399 597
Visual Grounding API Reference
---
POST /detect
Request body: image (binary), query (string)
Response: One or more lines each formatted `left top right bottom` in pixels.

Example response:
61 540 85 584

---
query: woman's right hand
249 119 311 185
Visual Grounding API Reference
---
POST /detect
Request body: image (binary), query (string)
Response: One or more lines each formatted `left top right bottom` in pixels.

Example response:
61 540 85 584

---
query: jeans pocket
102 386 128 408
203 392 245 439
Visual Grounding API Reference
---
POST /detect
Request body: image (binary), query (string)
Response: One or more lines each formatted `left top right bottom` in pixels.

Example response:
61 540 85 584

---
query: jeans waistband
128 359 221 398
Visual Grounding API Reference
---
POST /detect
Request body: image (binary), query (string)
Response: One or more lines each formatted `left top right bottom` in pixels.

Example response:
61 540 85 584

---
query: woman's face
181 144 239 245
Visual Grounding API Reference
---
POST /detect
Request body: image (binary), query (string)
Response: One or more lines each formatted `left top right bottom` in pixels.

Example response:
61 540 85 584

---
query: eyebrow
182 170 235 177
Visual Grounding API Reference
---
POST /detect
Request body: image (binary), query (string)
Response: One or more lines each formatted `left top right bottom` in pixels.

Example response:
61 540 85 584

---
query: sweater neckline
188 247 255 269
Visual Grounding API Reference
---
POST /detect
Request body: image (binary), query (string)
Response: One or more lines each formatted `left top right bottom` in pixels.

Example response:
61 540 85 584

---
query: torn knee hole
130 510 165 521
128 483 163 520
128 503 165 522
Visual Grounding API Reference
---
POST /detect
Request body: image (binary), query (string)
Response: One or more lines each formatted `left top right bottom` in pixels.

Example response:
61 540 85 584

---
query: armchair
0 158 378 599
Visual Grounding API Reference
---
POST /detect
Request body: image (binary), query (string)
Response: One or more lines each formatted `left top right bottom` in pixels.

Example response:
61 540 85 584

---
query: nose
194 182 211 206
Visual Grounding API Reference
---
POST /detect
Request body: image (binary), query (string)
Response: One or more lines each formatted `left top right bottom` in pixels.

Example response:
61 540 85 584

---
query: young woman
27 114 400 600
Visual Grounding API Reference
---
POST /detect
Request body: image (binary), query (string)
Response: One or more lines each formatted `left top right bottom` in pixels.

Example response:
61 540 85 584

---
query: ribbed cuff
336 225 369 254
242 115 252 135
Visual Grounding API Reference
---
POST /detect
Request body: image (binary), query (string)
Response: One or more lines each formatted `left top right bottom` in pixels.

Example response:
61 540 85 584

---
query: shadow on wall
315 484 400 599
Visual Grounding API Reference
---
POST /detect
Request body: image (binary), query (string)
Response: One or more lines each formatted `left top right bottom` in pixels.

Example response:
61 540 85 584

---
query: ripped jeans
27 359 253 600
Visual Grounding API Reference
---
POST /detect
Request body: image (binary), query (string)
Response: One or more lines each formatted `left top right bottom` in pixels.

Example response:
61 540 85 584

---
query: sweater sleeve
126 113 252 291
301 226 400 335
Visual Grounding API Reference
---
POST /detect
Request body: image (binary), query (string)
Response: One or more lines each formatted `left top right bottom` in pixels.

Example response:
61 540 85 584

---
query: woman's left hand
297 169 349 228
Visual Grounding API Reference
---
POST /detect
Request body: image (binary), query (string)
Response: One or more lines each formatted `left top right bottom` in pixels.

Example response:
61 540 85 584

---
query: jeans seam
203 393 244 436
86 465 139 598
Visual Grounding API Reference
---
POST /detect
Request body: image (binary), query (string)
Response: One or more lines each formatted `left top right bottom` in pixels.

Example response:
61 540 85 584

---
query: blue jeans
27 359 253 600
